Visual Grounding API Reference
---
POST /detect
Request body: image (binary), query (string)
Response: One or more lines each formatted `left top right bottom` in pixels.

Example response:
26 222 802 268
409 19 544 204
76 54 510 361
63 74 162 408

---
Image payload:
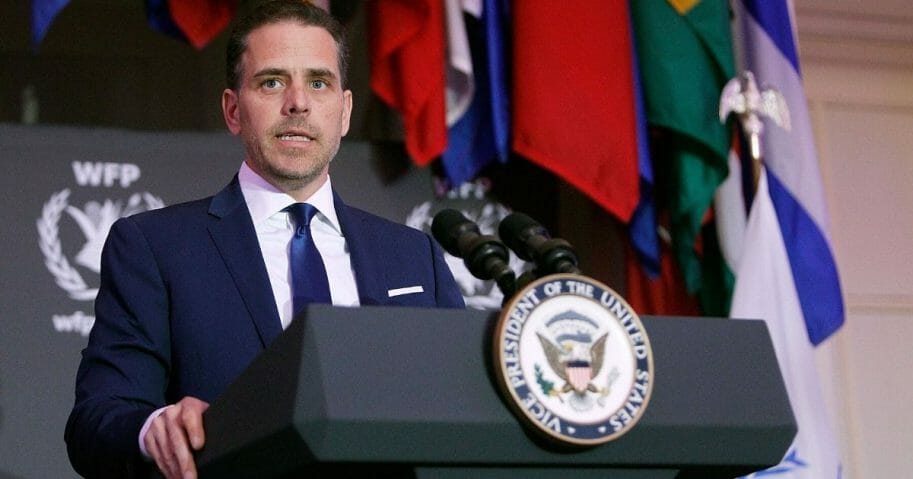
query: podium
195 305 795 479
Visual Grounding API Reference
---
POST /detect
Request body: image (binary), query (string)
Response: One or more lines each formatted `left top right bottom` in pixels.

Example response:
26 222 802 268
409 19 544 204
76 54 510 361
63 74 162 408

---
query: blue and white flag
440 0 509 187
725 1 845 478
731 169 842 479
736 0 844 345
444 0 476 127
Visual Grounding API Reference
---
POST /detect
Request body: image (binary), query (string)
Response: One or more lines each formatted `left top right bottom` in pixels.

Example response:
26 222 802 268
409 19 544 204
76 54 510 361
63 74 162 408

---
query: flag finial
720 71 792 191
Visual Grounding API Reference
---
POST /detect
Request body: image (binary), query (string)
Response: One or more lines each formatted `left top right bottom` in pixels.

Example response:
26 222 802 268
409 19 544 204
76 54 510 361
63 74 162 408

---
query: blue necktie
285 203 331 317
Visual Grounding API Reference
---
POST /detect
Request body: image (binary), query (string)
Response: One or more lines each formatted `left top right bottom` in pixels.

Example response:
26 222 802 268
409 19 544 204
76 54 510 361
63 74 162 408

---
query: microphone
431 209 516 298
498 212 581 277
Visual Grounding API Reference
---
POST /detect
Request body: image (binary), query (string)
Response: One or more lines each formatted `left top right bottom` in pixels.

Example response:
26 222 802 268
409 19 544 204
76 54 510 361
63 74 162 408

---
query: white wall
797 1 913 477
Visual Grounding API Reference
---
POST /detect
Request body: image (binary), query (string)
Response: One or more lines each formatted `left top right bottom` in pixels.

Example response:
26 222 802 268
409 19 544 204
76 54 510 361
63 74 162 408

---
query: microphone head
432 209 516 291
498 212 549 261
431 209 478 257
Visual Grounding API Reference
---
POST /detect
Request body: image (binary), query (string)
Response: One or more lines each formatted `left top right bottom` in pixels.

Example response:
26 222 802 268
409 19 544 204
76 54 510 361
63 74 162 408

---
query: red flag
368 0 447 166
512 1 640 222
167 0 237 50
625 239 701 317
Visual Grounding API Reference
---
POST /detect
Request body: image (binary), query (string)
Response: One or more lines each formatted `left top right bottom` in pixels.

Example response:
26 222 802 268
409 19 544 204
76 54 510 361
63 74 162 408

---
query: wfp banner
0 123 446 478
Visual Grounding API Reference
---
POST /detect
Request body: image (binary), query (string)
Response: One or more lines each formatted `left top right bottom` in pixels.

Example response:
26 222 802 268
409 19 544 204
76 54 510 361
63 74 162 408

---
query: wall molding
846 294 913 313
796 3 913 68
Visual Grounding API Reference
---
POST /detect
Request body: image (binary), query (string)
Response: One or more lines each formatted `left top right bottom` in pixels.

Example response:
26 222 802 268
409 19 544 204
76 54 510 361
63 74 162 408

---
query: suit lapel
207 177 283 347
334 191 387 306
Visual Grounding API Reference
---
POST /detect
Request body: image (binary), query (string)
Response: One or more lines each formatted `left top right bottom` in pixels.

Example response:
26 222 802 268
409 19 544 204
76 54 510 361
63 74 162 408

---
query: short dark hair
226 0 349 90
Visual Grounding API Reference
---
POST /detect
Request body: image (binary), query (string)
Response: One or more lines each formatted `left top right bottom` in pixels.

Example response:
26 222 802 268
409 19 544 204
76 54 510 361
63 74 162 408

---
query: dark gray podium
195 305 795 479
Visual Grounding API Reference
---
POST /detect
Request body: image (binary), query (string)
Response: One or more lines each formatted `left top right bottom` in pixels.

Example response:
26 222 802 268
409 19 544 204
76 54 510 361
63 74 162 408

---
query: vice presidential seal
494 274 654 446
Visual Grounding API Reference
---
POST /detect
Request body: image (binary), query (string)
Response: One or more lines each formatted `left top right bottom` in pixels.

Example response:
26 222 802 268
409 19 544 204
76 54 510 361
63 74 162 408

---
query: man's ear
222 89 241 135
341 89 353 137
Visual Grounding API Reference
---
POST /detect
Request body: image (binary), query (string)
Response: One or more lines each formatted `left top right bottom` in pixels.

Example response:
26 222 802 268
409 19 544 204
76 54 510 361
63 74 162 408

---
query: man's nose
283 85 310 115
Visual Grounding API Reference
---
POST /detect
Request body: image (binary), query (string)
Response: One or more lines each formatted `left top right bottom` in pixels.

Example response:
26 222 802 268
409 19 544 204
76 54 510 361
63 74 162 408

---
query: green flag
630 0 735 314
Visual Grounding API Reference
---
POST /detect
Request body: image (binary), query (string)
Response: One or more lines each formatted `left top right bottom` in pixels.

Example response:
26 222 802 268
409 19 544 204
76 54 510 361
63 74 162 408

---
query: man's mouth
277 133 313 142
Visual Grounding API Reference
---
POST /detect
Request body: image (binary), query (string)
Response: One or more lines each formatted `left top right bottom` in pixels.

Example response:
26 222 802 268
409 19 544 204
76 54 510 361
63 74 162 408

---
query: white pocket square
387 286 424 297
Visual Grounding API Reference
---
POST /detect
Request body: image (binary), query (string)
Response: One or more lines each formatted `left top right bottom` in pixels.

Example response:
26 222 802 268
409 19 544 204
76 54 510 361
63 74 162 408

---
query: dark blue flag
32 0 71 48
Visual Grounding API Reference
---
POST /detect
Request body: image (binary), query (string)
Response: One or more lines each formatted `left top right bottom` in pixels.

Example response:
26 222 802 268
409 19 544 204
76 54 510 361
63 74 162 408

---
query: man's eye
310 80 327 89
262 79 282 89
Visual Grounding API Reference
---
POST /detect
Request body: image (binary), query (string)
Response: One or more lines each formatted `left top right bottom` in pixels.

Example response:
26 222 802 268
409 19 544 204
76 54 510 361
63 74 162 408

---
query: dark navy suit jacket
64 177 464 477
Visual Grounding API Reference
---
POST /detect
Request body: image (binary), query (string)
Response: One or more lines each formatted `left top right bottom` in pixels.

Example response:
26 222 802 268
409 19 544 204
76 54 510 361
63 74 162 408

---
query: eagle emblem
532 309 617 412
537 330 608 395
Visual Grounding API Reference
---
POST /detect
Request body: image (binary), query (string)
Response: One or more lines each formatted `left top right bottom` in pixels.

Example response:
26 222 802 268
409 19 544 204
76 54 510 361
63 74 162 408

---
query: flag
439 0 510 186
145 0 189 43
736 0 844 345
713 139 749 276
723 0 845 477
444 0 475 127
730 170 842 479
627 16 660 277
630 0 735 311
32 0 71 48
166 0 237 50
369 0 448 167
512 0 639 223
625 236 701 316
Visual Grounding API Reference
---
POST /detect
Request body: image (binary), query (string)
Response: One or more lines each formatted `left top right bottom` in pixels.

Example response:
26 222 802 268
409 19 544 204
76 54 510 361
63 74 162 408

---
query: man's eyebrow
252 67 289 78
305 68 338 80
251 67 339 82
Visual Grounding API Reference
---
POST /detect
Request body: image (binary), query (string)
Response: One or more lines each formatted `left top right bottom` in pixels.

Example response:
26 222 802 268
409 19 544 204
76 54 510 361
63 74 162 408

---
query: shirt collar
238 161 341 233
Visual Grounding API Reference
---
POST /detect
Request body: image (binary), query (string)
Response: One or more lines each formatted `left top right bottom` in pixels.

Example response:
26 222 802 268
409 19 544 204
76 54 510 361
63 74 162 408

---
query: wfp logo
37 189 163 300
36 162 164 335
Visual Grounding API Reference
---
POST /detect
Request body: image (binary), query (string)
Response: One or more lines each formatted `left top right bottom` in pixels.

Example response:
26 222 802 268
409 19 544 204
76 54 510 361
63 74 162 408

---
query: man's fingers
145 397 210 479
180 398 209 450
144 431 170 479
148 422 181 479
167 420 196 479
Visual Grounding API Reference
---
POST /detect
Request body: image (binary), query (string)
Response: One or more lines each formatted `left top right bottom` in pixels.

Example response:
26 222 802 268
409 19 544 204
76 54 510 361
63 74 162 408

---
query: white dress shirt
238 161 360 329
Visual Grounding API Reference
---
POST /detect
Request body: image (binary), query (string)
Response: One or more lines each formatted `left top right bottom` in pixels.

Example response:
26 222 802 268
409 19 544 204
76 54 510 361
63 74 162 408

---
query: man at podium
64 2 464 478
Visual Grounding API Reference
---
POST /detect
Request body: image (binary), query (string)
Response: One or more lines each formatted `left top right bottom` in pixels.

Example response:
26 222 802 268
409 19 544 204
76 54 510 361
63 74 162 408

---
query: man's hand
143 396 210 479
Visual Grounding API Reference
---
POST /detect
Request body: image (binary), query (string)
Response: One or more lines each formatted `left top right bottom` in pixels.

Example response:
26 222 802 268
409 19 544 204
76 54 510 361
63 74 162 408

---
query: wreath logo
37 189 164 301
